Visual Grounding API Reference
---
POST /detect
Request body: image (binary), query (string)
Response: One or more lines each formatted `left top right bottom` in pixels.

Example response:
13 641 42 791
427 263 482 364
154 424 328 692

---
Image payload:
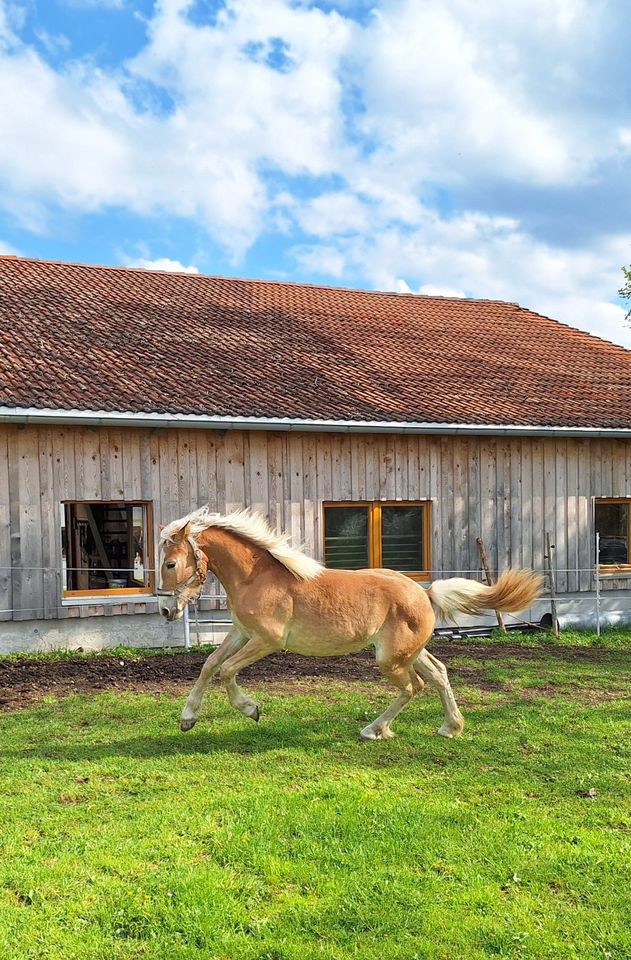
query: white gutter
1 405 630 438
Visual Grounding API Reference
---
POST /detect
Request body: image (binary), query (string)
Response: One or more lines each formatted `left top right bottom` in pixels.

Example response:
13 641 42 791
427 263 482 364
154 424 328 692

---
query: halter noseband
156 534 208 600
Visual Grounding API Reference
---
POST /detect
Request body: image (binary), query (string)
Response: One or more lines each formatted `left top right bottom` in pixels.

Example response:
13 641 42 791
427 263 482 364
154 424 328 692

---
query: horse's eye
166 560 176 570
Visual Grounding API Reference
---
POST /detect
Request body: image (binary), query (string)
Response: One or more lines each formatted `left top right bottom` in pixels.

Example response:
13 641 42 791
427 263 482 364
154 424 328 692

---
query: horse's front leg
180 627 248 731
218 634 282 723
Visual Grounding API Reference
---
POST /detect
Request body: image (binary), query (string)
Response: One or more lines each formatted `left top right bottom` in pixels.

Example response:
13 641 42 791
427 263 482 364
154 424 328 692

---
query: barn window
595 499 631 568
62 502 154 596
323 502 431 578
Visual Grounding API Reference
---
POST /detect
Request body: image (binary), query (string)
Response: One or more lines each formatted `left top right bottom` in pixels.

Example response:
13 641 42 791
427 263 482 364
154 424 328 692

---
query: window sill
597 565 631 578
61 594 159 607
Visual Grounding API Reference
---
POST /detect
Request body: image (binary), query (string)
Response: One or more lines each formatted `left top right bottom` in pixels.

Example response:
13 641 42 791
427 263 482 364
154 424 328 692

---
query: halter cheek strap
156 534 208 599
187 534 208 586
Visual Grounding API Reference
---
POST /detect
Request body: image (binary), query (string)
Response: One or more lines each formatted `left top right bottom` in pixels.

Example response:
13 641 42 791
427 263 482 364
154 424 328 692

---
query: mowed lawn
0 638 629 960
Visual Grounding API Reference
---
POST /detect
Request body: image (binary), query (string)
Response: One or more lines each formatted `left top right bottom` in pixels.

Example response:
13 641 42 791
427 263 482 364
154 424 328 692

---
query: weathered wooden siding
1 424 630 621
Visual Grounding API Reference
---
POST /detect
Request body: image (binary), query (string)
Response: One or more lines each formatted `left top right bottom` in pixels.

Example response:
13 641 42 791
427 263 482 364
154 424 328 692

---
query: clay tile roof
1 254 631 430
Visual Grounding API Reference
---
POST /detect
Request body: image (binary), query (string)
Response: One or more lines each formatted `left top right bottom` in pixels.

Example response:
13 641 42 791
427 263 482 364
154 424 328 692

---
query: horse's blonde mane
160 507 324 582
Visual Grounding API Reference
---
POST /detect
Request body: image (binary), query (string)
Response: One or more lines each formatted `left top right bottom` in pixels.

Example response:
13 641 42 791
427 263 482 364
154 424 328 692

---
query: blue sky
1 0 630 346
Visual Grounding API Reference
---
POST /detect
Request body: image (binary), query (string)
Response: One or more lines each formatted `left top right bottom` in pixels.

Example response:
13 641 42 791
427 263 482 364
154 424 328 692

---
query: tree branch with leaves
620 263 631 322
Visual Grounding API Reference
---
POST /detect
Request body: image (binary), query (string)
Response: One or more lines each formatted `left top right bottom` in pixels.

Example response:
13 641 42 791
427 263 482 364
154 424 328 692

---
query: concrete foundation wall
0 612 228 655
3 591 631 655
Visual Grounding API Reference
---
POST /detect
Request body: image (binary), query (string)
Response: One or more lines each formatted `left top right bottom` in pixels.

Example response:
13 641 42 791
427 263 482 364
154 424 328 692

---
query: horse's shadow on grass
1 709 466 766
2 699 626 767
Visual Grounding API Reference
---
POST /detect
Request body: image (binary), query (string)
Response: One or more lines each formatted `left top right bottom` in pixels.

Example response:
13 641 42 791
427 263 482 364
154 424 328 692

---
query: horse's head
157 523 208 621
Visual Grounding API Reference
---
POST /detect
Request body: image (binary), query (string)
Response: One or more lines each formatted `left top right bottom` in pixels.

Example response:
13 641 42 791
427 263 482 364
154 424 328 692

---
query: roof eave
1 406 630 439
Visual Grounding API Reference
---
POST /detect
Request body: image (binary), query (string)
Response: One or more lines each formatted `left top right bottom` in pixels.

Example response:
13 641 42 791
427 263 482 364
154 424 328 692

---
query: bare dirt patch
0 642 629 713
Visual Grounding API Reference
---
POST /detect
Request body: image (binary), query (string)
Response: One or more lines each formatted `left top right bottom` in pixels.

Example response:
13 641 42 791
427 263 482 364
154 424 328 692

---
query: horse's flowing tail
427 569 542 621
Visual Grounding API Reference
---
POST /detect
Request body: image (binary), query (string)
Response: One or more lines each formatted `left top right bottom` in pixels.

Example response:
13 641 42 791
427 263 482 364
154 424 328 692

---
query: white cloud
0 0 630 346
0 0 355 254
397 278 466 297
297 192 371 237
124 257 200 274
351 0 615 195
62 1 124 8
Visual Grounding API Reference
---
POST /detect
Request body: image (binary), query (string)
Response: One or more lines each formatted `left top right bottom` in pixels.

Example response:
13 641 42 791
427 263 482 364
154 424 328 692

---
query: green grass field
0 636 629 960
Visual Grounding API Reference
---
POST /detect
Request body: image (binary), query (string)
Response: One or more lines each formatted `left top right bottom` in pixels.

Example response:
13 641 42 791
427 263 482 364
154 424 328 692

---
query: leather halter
155 534 208 600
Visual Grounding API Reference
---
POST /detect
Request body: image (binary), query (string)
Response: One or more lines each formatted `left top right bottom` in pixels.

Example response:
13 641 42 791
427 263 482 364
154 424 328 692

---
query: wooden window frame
62 500 155 598
323 501 432 580
594 497 631 574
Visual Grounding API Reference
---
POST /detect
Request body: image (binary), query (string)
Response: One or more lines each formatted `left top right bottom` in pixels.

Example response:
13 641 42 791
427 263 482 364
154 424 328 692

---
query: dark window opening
324 505 370 569
595 500 630 566
62 502 153 594
323 502 430 577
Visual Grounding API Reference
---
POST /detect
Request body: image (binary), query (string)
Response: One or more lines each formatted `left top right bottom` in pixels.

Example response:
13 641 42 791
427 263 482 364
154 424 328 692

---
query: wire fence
2 564 631 645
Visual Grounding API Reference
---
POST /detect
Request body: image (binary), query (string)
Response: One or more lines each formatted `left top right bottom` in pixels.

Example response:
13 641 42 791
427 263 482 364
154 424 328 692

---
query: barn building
1 255 631 651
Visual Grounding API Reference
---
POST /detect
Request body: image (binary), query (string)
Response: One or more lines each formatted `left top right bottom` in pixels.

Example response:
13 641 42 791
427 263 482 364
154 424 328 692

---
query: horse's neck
200 528 267 592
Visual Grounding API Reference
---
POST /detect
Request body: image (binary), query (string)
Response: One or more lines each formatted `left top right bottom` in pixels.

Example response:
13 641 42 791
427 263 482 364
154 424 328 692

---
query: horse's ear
159 524 166 531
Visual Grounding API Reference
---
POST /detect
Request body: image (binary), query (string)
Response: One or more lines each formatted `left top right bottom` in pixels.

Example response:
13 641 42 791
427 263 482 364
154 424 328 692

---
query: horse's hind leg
414 649 464 738
360 643 424 741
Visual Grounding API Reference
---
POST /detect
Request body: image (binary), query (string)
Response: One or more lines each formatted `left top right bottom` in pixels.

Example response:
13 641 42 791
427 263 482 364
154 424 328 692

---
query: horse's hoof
180 717 197 732
437 720 464 738
360 725 395 741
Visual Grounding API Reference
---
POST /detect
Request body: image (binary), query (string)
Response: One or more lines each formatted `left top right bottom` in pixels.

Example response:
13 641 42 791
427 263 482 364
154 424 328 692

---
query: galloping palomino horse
158 508 541 741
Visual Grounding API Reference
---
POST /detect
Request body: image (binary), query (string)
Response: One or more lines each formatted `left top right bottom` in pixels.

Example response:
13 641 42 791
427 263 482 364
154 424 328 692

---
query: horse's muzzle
157 595 183 621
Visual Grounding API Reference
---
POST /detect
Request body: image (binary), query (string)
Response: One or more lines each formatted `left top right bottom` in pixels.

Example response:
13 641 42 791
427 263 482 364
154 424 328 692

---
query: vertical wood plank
157 431 179 522
58 427 76 502
122 429 142 501
480 439 497 575
543 439 556 588
351 435 367 500
612 440 626 496
288 434 304 547
565 440 579 593
508 439 522 573
267 432 285 534
380 436 396 500
496 440 511 573
599 440 614 498
140 430 157 502
531 439 545 576
248 431 270 519
394 436 407 499
466 438 482 577
77 427 102 500
576 439 592 591
428 437 442 575
9 428 44 620
0 428 12 620
364 436 379 500
404 435 416 500
330 435 344 501
39 426 61 618
302 433 318 560
520 438 533 574
440 437 454 576
194 430 210 507
554 439 568 593
175 431 192 513
224 431 246 513
415 434 429 501
452 438 468 577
